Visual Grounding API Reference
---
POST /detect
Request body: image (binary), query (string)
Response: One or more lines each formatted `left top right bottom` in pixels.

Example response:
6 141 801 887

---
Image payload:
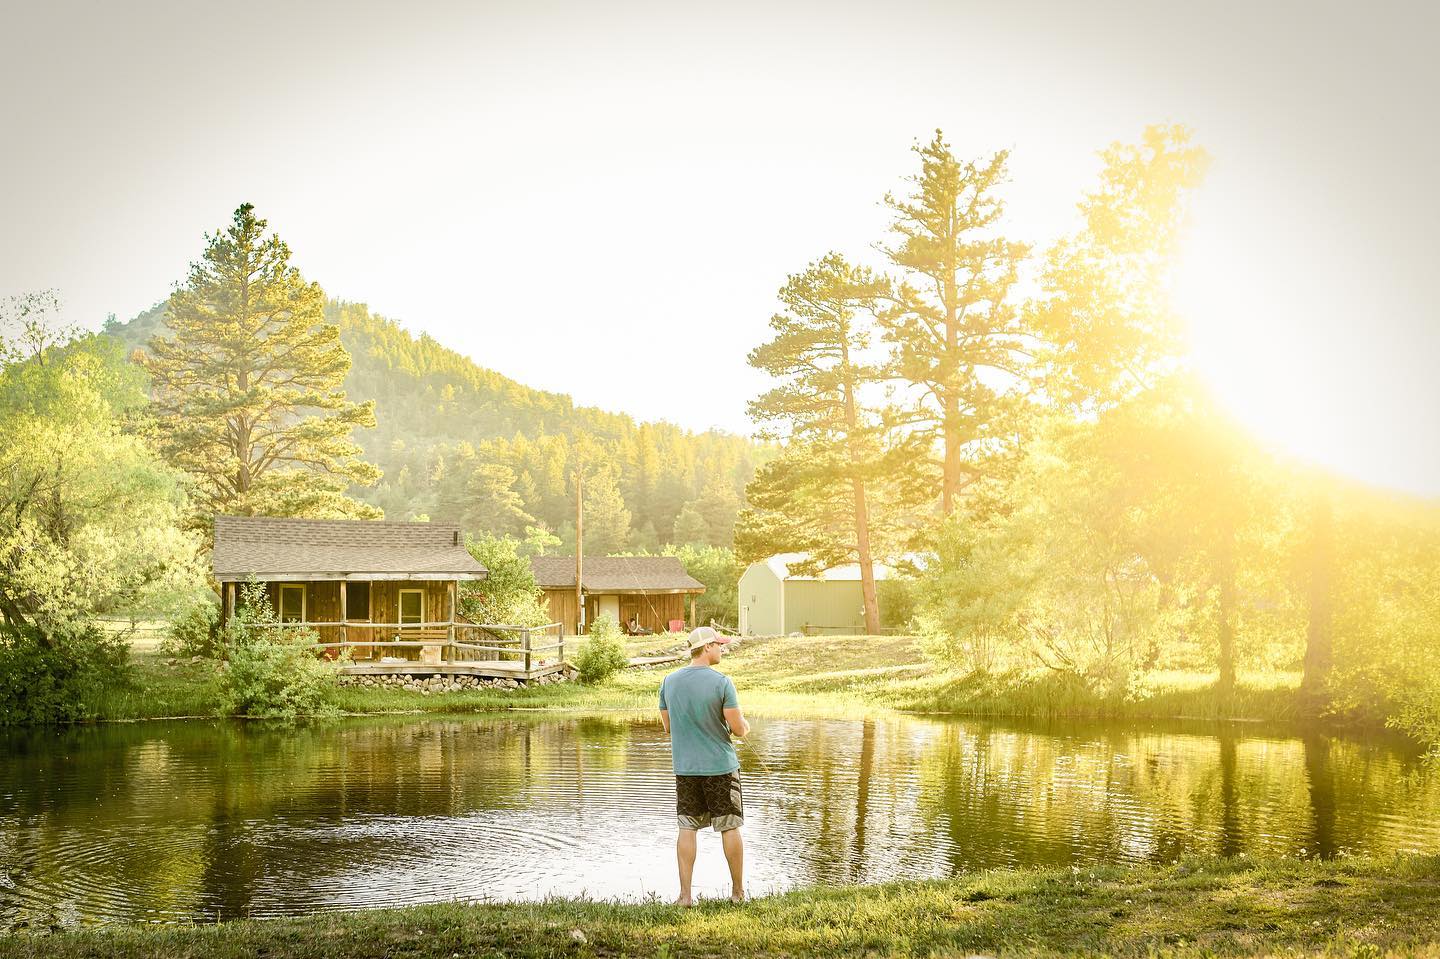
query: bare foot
674 895 693 908
730 892 745 904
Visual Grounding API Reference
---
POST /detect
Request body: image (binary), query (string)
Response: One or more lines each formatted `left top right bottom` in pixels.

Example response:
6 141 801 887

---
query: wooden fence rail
310 640 566 654
300 621 566 675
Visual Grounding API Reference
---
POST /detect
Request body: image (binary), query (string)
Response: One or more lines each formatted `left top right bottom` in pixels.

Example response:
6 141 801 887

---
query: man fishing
658 625 750 906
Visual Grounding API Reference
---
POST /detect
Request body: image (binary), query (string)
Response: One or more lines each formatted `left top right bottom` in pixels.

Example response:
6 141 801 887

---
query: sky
3 0 1437 494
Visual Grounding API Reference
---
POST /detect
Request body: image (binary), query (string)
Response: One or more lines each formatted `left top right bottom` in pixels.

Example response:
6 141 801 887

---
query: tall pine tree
144 204 380 522
740 253 924 634
879 132 1030 515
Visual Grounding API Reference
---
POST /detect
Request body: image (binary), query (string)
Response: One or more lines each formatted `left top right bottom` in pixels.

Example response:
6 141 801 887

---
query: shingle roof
763 552 896 582
530 556 704 593
212 515 488 581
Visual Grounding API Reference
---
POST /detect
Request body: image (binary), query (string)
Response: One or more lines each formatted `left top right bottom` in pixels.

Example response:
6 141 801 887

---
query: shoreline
5 853 1438 957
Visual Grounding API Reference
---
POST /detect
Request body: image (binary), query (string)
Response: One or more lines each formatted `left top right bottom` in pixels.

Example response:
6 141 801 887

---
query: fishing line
733 734 801 812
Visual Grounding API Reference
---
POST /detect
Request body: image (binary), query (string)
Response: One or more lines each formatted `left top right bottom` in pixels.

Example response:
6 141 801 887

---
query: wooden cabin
212 515 487 653
209 515 566 680
530 555 705 635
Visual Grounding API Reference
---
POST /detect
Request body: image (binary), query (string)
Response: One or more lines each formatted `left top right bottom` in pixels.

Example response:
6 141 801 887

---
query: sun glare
1173 183 1435 498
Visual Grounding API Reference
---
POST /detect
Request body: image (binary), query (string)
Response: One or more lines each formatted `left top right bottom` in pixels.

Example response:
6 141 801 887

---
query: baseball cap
687 626 734 652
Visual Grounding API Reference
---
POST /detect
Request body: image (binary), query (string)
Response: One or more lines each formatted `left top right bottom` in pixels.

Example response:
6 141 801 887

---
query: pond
2 713 1438 924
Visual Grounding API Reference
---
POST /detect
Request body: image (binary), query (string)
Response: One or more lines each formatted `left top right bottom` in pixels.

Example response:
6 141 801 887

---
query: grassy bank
6 853 1437 958
331 634 1310 725
95 633 1313 725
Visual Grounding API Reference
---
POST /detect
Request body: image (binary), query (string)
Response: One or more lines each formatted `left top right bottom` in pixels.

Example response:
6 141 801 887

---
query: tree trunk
234 356 253 497
941 232 960 515
852 475 881 635
0 586 45 645
840 354 881 636
1216 542 1237 698
941 392 961 515
1300 493 1334 709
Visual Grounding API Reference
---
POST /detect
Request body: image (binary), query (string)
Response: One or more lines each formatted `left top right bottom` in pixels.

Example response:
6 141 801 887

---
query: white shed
737 553 894 636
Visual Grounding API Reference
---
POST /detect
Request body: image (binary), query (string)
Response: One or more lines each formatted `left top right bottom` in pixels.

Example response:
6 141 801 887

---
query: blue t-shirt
657 665 740 776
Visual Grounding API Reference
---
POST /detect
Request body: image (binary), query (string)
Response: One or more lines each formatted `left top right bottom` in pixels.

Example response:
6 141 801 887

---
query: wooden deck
267 619 570 683
339 659 570 681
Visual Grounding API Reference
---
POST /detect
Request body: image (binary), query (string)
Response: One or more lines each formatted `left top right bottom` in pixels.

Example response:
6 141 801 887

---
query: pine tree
581 467 632 555
460 463 535 537
144 204 380 521
741 253 925 634
693 474 740 546
879 132 1030 514
673 502 709 546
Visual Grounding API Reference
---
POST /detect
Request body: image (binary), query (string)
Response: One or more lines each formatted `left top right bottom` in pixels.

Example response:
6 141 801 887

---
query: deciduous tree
1030 124 1209 410
0 326 200 639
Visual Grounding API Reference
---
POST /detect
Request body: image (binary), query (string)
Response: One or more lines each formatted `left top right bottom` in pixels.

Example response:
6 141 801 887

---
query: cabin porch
220 578 568 682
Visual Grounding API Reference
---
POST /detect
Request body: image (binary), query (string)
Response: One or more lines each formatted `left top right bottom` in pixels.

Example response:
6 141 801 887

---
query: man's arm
660 709 671 733
722 676 750 738
723 706 750 739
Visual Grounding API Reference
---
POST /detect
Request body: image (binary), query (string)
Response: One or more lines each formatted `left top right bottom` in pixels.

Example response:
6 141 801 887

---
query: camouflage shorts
675 771 744 832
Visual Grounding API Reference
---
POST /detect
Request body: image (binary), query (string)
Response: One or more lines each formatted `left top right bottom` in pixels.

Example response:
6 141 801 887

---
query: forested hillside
105 301 765 549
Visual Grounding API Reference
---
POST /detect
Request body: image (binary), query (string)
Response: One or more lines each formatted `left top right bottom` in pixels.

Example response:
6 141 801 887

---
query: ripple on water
2 715 1439 924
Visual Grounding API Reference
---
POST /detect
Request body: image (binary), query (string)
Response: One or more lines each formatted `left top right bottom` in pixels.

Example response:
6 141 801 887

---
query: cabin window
345 582 371 621
399 589 424 626
278 584 306 623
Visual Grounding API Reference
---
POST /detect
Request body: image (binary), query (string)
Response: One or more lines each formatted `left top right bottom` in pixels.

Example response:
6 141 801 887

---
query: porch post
339 580 348 646
447 581 457 664
689 594 697 629
224 581 235 625
523 628 532 675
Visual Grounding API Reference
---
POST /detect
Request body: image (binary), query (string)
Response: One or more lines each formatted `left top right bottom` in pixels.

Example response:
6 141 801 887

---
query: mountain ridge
104 299 764 548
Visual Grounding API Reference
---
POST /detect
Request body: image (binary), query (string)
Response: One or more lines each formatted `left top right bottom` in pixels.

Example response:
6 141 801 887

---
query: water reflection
1 715 1437 924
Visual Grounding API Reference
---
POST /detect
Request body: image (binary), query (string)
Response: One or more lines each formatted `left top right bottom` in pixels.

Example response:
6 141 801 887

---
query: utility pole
574 470 584 634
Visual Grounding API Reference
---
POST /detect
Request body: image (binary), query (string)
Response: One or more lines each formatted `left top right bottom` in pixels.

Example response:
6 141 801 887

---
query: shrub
878 576 921 632
160 599 222 659
460 534 550 626
664 544 743 629
218 583 343 720
0 624 130 725
575 616 629 684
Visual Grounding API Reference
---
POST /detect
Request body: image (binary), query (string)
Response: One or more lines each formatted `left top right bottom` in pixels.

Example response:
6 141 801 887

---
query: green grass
90 651 226 720
6 853 1437 957
97 634 1317 725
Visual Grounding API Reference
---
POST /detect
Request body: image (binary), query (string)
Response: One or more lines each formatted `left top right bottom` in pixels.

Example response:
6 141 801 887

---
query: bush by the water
575 616 629 684
219 583 343 719
0 624 129 724
160 599 223 659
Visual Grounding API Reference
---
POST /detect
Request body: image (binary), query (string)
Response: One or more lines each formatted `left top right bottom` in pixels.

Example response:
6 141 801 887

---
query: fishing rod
732 731 801 811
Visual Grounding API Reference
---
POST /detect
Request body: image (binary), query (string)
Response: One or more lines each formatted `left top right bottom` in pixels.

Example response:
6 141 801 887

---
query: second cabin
530 555 705 635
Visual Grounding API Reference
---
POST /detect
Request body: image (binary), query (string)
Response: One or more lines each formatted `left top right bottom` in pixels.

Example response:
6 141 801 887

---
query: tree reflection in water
1 714 1437 924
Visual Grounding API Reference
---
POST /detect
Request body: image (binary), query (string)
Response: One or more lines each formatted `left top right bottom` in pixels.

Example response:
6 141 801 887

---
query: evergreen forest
105 299 763 553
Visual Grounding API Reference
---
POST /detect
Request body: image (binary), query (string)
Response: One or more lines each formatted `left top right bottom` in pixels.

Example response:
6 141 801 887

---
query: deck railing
266 620 566 673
